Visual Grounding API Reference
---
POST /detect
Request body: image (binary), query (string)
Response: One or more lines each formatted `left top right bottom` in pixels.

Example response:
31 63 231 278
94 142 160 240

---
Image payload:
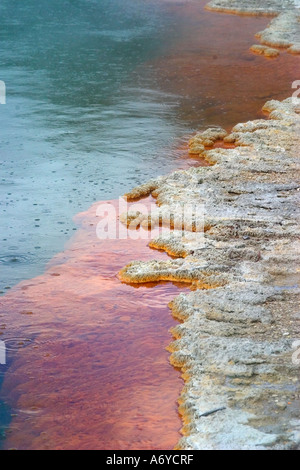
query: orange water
0 199 190 450
146 0 299 129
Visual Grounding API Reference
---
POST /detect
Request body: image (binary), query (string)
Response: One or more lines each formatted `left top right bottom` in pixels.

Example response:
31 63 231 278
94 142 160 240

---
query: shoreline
119 1 300 447
120 94 300 450
206 0 300 54
119 0 300 440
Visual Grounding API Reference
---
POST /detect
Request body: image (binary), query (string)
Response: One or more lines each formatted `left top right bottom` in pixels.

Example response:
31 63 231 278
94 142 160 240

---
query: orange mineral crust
0 199 190 450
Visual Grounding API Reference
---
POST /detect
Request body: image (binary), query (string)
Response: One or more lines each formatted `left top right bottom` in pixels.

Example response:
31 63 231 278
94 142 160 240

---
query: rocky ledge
119 96 300 449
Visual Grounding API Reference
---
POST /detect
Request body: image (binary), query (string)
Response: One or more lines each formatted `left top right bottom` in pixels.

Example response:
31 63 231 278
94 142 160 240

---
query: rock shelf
120 96 300 449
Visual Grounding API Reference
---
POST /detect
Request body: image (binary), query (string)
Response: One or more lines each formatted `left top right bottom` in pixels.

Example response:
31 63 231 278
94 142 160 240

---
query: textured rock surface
120 96 300 449
256 11 300 53
189 127 228 154
206 0 300 54
206 0 298 15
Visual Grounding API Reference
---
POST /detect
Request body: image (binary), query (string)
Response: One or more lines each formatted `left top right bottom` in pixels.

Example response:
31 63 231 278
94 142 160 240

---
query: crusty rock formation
206 0 300 54
256 11 300 53
120 96 300 449
206 0 297 15
250 44 280 57
189 127 228 155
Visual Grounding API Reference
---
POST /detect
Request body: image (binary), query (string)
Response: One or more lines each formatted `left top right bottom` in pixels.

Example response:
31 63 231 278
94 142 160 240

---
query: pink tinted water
0 199 189 450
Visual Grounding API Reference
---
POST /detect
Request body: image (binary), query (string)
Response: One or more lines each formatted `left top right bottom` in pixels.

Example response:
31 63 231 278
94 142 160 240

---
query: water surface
0 0 298 291
0 0 299 450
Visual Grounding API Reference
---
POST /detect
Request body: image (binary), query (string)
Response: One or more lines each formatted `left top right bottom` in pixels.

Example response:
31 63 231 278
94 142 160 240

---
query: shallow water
0 0 299 451
0 199 190 450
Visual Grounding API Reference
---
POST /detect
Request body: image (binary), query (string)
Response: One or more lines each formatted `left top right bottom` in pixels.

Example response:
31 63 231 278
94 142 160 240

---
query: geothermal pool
0 0 298 450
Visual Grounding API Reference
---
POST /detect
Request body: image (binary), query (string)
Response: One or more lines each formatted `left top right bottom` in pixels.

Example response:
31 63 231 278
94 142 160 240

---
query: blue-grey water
0 0 196 292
